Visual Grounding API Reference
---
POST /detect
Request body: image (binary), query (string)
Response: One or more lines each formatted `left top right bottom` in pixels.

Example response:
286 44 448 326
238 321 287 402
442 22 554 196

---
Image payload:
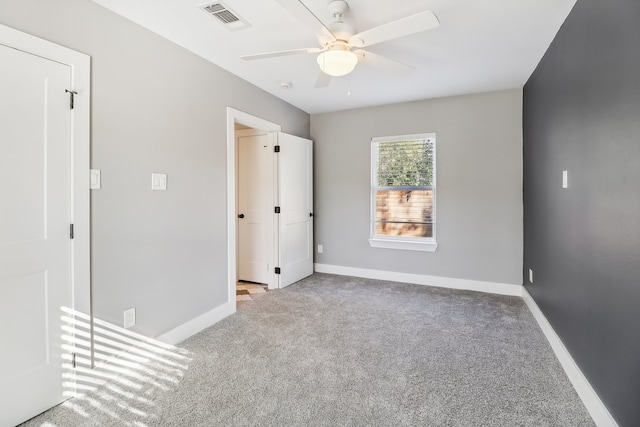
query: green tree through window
377 139 434 186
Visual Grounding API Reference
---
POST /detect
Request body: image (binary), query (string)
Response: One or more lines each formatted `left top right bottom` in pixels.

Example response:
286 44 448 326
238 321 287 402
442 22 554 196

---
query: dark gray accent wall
523 0 640 425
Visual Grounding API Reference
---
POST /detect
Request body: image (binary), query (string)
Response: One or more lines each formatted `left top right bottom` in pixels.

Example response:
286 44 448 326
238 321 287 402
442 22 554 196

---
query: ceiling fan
241 0 440 87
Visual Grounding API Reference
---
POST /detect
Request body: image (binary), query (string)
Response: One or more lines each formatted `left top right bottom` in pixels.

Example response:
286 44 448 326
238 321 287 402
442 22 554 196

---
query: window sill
368 238 438 252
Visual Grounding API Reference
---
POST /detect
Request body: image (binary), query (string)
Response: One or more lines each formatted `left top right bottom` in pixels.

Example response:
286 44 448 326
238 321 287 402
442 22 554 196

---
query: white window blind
370 134 436 250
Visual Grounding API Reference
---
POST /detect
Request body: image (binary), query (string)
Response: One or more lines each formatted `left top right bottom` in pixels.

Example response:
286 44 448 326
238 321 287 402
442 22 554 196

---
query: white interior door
236 130 274 285
277 133 313 288
0 44 73 425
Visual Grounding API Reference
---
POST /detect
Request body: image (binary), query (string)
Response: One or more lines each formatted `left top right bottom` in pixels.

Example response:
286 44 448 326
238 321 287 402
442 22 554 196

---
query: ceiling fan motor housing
329 21 355 43
328 0 349 18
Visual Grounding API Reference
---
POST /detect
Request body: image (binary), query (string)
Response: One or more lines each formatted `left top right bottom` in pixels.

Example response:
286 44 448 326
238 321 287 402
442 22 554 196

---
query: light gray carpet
22 273 594 426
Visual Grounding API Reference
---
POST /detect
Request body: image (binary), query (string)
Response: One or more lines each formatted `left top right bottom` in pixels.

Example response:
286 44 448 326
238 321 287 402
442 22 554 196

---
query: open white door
0 42 73 426
277 133 313 288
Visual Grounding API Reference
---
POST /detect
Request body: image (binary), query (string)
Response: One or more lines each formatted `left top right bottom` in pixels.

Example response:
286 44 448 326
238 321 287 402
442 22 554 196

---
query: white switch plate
529 268 534 283
562 170 568 189
90 169 101 189
317 244 323 254
124 307 136 329
152 173 167 190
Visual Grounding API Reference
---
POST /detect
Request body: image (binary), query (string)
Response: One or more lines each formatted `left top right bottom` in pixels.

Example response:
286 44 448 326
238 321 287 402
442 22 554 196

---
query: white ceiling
92 0 577 114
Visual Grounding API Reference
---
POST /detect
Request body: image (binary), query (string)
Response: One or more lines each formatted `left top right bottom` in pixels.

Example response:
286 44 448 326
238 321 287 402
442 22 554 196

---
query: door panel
237 131 274 285
278 133 313 287
3 271 49 370
0 43 72 426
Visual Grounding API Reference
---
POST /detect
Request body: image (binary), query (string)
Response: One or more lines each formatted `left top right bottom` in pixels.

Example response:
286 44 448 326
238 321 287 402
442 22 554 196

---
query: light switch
90 169 101 189
562 170 568 189
152 173 167 191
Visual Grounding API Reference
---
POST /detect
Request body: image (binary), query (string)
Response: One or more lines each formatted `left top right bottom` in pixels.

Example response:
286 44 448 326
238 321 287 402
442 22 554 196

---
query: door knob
238 213 245 219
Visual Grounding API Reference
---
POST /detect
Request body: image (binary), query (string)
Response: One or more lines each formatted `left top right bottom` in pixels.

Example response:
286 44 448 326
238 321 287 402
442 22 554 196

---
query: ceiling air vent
200 2 250 30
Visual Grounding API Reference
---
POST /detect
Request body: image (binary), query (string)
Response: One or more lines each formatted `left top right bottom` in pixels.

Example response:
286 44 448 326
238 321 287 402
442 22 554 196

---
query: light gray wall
0 0 309 337
311 89 523 285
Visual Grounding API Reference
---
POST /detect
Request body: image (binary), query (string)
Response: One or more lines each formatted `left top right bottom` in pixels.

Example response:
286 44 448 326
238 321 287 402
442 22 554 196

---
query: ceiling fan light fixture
317 50 358 77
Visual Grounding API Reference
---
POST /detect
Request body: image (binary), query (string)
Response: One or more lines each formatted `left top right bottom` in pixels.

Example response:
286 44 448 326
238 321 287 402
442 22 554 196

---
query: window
370 133 437 252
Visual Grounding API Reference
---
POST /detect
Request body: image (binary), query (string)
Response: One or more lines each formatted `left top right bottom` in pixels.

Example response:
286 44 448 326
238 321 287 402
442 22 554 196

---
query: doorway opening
235 124 276 307
226 108 314 311
226 109 281 311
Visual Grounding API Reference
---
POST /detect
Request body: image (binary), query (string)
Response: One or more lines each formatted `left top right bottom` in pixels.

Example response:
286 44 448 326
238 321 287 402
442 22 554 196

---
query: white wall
0 0 310 338
311 89 523 286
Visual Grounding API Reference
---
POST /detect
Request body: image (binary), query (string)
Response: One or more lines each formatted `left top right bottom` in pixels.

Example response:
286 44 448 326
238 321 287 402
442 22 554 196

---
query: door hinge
275 267 281 274
72 352 77 369
65 89 78 110
274 145 280 153
70 224 74 239
275 206 281 214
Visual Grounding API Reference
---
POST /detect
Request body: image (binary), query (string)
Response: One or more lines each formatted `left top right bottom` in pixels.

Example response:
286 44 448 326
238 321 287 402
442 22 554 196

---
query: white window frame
369 133 438 252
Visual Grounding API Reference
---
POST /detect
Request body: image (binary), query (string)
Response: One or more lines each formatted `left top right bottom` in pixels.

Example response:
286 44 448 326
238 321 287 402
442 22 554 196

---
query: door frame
226 108 281 306
0 24 90 386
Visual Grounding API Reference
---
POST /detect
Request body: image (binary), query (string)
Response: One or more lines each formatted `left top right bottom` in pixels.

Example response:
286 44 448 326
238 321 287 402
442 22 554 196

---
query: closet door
236 130 274 285
0 40 73 427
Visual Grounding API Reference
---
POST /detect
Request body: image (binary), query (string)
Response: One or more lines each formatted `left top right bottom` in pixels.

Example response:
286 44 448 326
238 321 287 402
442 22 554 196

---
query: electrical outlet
529 269 534 284
317 244 323 254
124 308 136 329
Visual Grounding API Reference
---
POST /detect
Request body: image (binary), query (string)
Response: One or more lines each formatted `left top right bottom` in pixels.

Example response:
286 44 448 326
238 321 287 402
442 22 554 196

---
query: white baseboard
522 288 618 427
155 301 235 345
314 263 522 296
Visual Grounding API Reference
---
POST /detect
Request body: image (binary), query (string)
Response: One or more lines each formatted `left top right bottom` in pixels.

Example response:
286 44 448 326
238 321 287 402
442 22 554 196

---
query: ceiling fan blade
354 50 416 76
315 71 332 88
274 0 336 42
350 11 440 48
241 47 322 61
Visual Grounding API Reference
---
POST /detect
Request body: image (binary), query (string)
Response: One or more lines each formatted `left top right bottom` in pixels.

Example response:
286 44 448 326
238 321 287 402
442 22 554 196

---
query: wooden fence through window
375 189 433 238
